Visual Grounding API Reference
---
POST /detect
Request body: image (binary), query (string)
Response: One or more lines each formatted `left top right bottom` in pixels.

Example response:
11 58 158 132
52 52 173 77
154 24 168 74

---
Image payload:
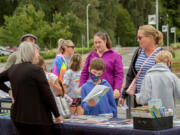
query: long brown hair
69 54 82 71
94 32 112 49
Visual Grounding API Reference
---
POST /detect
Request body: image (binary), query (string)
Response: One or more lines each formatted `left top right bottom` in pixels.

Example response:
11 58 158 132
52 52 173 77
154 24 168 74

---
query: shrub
0 56 8 62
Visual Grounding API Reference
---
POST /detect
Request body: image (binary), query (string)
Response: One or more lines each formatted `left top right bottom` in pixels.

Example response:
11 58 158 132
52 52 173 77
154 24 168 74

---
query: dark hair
90 58 105 72
69 54 82 71
94 32 112 49
36 56 47 71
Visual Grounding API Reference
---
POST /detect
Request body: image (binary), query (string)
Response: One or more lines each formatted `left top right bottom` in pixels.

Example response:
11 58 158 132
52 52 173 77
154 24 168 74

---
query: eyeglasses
137 36 144 40
137 36 148 40
67 46 75 49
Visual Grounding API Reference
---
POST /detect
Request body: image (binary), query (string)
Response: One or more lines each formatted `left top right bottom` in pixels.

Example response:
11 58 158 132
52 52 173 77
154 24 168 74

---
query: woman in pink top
79 32 124 104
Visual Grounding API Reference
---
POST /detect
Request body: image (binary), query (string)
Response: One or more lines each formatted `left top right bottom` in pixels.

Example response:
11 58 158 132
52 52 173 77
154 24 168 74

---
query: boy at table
81 58 117 118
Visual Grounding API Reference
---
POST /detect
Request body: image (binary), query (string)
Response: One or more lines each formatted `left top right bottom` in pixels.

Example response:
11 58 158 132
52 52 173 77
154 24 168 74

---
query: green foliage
0 4 49 47
170 42 180 49
119 0 155 30
115 4 136 46
0 56 8 63
97 0 119 44
75 48 92 54
41 12 72 49
39 48 92 60
0 0 179 47
159 0 180 42
60 12 85 45
0 4 72 48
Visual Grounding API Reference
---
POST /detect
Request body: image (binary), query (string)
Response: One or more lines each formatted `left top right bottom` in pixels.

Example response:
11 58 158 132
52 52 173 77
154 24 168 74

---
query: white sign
148 15 156 25
171 27 176 33
162 25 168 32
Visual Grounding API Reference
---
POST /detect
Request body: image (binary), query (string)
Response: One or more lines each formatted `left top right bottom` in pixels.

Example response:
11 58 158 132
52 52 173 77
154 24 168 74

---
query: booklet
83 85 110 104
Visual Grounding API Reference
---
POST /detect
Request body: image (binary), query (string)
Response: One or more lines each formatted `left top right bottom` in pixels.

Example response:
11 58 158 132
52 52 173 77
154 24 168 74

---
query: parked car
0 46 12 56
6 46 18 52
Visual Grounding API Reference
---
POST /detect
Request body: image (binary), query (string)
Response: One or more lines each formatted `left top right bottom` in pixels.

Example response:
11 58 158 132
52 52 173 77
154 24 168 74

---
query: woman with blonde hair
120 25 164 107
52 38 75 82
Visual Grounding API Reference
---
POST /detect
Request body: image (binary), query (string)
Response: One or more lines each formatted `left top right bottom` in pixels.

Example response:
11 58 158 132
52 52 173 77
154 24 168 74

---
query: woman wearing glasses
52 39 75 82
119 25 163 107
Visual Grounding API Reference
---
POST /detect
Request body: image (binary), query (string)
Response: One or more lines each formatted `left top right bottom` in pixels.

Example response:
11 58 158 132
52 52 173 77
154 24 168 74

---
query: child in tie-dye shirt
63 54 84 115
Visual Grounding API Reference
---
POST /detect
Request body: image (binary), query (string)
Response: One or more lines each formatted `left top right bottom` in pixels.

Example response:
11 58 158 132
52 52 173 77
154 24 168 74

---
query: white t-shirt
63 69 81 98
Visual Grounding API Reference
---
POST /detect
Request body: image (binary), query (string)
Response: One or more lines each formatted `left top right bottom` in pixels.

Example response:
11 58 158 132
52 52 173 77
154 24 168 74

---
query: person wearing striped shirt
120 25 163 107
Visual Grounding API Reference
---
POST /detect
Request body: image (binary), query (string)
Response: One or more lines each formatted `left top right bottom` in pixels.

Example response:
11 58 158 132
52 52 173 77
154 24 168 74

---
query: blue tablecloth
54 121 180 135
1 117 180 135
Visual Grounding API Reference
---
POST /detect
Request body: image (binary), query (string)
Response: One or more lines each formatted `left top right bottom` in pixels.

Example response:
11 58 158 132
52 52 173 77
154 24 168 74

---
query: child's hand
88 99 96 106
113 89 120 99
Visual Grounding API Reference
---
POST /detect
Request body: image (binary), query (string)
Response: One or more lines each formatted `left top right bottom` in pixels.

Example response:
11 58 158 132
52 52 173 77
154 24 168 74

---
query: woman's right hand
9 90 15 104
55 116 64 124
118 98 125 106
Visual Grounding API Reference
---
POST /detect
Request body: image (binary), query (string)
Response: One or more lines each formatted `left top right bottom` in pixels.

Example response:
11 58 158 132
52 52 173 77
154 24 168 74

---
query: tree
115 4 136 46
159 0 180 41
97 0 119 44
119 0 155 30
0 4 71 48
71 0 100 40
0 0 18 25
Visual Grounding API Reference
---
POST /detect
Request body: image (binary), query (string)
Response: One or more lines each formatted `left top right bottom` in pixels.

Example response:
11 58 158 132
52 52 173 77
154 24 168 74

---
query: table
54 121 180 135
1 117 180 135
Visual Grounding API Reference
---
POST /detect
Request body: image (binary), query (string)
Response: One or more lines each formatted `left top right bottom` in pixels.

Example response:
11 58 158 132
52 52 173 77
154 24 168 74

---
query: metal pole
81 34 84 56
86 4 91 48
175 29 176 48
167 24 169 48
156 0 159 30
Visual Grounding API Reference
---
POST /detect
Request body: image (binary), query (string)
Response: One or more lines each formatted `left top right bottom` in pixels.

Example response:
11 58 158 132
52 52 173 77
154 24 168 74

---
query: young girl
37 56 71 116
63 54 84 115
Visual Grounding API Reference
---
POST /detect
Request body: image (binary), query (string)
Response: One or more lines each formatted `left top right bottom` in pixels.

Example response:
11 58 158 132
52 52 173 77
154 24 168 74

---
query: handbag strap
135 47 160 79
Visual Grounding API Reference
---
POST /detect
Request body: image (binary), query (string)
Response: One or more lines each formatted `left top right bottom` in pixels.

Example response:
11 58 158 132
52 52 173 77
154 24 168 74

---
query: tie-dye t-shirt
63 69 81 98
52 53 68 82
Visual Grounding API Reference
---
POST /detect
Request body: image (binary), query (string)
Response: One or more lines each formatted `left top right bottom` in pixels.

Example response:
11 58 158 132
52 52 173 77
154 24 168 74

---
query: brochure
83 85 110 104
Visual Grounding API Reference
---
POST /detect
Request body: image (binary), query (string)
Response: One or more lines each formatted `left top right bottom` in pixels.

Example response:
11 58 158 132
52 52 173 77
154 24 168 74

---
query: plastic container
133 116 173 130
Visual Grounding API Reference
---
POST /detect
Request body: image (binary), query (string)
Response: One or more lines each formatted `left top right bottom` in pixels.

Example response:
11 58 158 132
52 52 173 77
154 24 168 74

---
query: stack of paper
83 85 110 104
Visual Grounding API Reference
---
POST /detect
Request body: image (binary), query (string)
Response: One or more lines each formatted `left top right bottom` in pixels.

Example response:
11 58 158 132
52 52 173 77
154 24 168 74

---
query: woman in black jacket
0 42 63 135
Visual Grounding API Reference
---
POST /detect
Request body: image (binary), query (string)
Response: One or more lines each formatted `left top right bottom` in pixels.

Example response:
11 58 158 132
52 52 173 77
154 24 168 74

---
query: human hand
48 80 54 87
118 98 125 106
113 89 120 99
88 99 96 106
9 90 15 104
55 116 64 124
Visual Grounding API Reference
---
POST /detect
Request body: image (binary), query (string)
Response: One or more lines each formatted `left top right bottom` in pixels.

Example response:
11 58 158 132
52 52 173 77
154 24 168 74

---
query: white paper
83 85 110 104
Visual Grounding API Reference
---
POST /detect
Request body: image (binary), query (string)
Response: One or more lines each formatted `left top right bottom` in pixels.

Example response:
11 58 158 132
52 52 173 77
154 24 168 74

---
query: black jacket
122 48 140 99
0 62 60 125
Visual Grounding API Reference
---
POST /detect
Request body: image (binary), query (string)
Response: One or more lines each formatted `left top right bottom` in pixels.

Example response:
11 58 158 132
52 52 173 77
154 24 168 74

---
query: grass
173 49 180 62
172 49 180 72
